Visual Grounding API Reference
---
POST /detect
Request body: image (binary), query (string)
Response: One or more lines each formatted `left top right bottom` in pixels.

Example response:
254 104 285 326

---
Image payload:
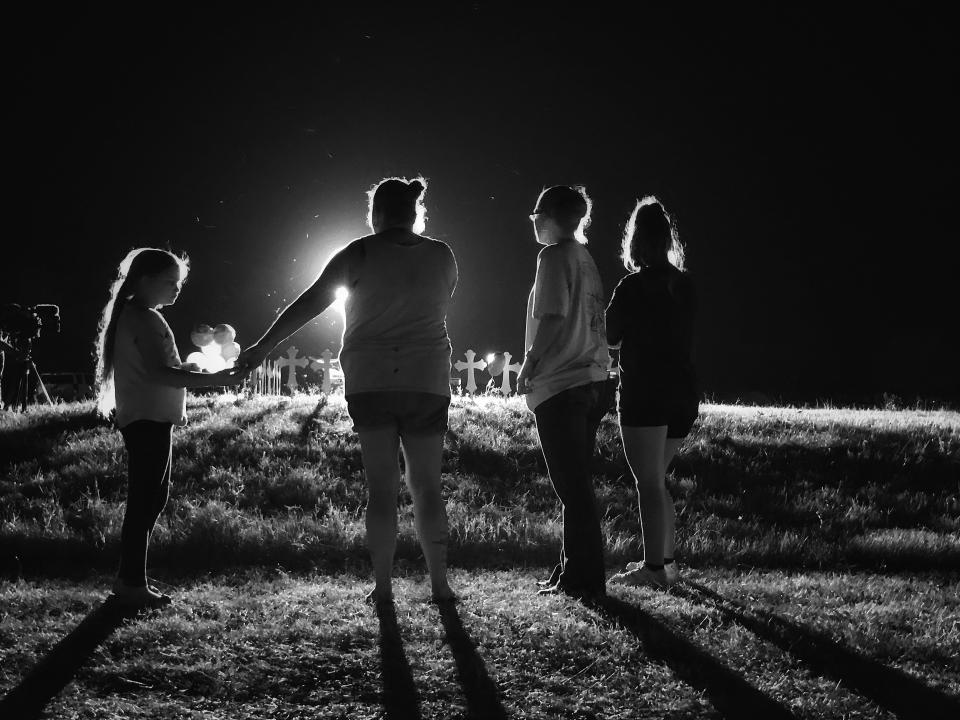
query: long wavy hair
94 248 189 416
366 176 428 234
620 195 686 272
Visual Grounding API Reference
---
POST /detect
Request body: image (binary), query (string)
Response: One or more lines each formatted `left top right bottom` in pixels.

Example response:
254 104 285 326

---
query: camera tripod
3 338 54 412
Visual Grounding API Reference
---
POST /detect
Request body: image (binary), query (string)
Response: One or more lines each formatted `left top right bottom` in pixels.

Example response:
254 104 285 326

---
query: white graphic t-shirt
523 240 610 411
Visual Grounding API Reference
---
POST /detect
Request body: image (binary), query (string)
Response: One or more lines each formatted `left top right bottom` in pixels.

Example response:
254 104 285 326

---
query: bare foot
111 580 172 608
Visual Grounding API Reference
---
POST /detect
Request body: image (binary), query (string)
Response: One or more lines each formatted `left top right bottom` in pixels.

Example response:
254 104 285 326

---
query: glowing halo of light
486 352 505 377
332 286 349 315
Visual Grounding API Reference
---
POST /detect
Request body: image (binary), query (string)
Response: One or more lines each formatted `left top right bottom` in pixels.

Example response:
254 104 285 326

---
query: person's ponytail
93 248 189 417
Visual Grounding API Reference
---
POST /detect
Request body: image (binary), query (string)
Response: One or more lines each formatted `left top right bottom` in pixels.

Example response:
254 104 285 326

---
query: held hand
237 343 269 371
210 367 249 387
516 358 536 395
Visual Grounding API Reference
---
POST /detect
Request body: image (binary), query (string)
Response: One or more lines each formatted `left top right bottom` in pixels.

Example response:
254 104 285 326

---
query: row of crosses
261 347 615 397
257 347 339 395
454 349 521 395
260 347 527 396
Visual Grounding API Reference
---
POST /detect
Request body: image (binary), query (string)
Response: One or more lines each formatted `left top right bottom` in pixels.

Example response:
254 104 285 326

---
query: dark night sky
6 4 958 402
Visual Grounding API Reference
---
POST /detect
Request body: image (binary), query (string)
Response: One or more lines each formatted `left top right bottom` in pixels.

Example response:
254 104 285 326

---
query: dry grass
1 393 958 717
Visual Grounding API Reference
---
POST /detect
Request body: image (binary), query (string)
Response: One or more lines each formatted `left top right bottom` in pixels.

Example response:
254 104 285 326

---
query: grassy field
1 394 958 718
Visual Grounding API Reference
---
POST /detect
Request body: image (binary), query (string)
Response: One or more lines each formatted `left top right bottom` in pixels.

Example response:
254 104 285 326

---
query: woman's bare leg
400 432 453 600
358 428 402 601
662 437 684 560
621 425 670 565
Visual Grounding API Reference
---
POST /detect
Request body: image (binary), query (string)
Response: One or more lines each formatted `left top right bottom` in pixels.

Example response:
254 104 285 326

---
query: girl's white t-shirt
113 304 187 428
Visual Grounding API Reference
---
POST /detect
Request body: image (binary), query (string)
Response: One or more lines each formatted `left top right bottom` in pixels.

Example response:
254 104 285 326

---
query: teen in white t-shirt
516 185 612 599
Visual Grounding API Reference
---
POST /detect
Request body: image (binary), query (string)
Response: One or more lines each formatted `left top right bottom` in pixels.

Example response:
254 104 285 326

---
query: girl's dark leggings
118 420 173 586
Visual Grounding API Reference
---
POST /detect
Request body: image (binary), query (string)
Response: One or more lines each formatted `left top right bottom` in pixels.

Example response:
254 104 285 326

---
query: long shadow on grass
436 600 508 720
0 598 138 720
587 595 796 719
677 581 960 720
376 601 423 720
297 395 328 443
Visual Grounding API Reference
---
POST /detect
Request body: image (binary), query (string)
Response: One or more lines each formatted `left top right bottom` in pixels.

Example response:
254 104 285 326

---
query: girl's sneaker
611 563 670 589
626 560 679 586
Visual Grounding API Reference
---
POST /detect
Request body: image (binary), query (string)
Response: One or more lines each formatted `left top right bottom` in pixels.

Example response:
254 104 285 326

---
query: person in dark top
605 195 698 589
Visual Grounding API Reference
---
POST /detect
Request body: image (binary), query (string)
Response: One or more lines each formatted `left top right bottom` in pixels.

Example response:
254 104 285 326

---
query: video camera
0 303 61 347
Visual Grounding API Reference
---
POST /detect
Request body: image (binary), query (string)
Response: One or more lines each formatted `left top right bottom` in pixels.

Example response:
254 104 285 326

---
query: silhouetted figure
240 177 457 603
605 196 698 588
515 185 611 599
95 248 245 607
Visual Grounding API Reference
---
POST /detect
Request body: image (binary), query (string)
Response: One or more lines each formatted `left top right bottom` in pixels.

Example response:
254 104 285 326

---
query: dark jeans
534 380 612 592
118 420 173 585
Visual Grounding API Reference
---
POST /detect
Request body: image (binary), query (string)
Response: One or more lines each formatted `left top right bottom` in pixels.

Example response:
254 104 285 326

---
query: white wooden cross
309 349 336 394
453 349 487 395
498 351 522 395
277 346 309 392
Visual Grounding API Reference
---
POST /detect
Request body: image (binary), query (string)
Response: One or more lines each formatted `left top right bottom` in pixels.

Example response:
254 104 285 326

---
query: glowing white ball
213 323 236 345
204 354 226 372
486 352 505 376
221 341 241 361
185 351 207 369
201 342 221 357
190 324 214 347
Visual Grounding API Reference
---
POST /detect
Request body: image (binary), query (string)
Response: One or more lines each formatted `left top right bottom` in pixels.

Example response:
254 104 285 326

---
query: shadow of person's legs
587 595 796 719
436 600 508 720
0 597 139 719
375 601 423 720
677 580 959 720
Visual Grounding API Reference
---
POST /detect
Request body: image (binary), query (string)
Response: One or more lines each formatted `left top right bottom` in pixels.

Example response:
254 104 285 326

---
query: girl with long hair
95 248 245 606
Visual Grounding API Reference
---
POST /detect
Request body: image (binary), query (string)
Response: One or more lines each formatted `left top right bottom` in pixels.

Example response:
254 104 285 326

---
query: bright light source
486 353 495 364
332 286 348 316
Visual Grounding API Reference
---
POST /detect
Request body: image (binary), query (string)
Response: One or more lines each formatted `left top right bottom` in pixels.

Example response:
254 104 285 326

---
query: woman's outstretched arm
240 243 358 368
